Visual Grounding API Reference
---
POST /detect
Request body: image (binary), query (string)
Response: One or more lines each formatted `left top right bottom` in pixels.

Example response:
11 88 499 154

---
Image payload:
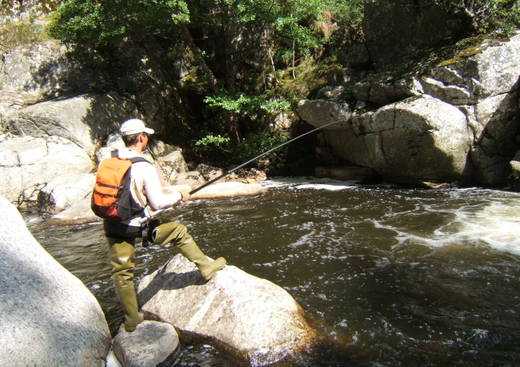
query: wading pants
108 221 226 332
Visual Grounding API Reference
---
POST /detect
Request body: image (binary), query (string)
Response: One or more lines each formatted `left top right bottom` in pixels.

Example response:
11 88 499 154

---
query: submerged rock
0 196 111 366
137 254 320 366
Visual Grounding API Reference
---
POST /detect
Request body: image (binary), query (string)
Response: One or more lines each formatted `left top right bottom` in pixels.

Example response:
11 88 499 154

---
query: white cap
120 118 155 136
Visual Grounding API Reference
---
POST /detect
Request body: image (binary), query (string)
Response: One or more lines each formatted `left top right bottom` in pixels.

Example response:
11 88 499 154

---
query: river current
26 178 520 366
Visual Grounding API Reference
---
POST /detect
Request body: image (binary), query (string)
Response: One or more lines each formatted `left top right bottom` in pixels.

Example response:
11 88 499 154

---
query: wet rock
315 166 378 182
113 321 179 367
0 196 111 366
138 254 320 366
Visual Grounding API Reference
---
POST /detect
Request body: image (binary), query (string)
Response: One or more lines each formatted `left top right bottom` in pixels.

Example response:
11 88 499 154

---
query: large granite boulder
113 321 179 367
138 254 320 366
300 95 471 183
0 196 111 366
5 93 139 156
0 135 93 205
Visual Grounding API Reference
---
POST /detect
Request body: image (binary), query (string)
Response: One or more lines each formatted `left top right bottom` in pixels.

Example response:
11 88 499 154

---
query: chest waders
108 221 226 332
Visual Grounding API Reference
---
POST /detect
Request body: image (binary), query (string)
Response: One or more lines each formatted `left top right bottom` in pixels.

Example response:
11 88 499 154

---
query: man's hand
179 187 191 202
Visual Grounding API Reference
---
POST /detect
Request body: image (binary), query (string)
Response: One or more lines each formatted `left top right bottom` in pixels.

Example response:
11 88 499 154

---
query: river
27 178 520 366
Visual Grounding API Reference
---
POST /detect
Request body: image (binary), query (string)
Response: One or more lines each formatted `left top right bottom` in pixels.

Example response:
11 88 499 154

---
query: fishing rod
140 119 343 223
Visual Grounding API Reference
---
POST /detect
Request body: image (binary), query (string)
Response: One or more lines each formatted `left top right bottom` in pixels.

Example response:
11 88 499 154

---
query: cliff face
299 33 520 187
297 1 520 187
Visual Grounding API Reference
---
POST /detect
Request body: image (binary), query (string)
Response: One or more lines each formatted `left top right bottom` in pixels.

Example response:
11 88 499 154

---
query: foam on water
377 196 520 256
264 179 520 256
262 177 358 191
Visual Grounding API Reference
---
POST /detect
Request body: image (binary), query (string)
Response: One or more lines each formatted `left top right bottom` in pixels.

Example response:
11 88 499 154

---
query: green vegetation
42 0 520 169
467 0 520 34
233 133 290 165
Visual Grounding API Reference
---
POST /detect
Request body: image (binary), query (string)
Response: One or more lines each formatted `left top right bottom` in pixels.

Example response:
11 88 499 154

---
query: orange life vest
91 153 149 221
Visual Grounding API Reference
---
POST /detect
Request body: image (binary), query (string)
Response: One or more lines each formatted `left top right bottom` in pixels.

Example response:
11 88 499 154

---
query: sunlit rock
190 181 266 199
0 135 92 205
0 196 110 366
37 173 95 215
138 254 320 366
5 93 136 156
319 95 471 184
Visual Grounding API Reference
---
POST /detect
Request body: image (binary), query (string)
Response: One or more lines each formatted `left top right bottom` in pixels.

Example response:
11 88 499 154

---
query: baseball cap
120 118 155 136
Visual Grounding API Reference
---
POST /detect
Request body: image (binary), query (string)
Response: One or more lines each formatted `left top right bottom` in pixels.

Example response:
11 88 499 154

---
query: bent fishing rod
140 119 343 223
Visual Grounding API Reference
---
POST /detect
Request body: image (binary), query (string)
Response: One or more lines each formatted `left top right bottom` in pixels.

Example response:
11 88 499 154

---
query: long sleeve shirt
117 148 182 227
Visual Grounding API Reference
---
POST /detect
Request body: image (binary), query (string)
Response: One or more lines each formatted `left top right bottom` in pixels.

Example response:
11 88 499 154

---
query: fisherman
99 118 227 332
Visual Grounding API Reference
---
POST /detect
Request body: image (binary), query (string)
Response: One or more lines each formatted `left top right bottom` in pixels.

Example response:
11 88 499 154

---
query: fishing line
140 119 343 223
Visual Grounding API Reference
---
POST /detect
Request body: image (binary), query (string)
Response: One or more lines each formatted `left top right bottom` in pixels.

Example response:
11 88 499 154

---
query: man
103 118 227 332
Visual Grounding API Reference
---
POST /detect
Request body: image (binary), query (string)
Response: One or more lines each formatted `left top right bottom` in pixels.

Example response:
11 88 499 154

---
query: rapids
27 178 520 366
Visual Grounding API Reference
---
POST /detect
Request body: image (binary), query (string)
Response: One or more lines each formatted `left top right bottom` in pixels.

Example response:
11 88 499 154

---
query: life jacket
91 151 149 221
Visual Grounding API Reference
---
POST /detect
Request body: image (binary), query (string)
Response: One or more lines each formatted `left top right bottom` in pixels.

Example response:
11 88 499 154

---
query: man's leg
107 237 144 332
151 222 226 280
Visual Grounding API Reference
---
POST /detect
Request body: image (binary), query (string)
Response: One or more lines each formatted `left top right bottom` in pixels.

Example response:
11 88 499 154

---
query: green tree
46 0 364 145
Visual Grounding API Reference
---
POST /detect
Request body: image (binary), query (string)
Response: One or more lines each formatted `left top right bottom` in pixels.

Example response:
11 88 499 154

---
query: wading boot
177 240 227 280
152 222 227 280
114 276 144 332
109 239 143 332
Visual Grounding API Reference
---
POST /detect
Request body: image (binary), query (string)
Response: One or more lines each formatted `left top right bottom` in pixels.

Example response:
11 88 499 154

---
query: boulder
352 76 423 106
5 93 139 156
0 40 76 96
172 171 206 188
113 321 179 367
38 173 95 215
296 99 351 127
138 254 320 366
156 150 190 184
0 135 92 205
50 195 98 224
299 33 520 187
315 166 378 182
0 196 111 366
320 95 472 183
190 181 266 199
509 150 520 189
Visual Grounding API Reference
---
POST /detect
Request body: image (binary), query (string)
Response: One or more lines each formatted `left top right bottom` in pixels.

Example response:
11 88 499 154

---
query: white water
264 178 520 256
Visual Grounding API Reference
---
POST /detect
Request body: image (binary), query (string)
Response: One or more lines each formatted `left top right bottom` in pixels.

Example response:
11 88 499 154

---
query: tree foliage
47 0 189 44
45 0 520 164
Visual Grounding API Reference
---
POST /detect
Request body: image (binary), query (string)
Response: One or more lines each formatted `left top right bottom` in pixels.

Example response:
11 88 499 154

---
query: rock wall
298 33 520 186
363 0 473 72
